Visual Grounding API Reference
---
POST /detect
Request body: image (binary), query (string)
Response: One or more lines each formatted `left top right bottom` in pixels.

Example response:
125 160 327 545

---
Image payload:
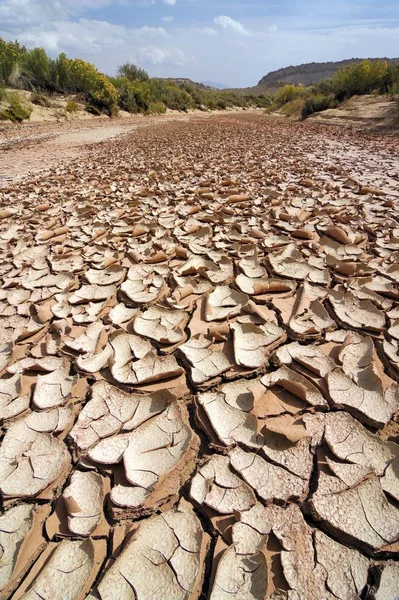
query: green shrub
332 60 389 102
281 97 306 117
66 100 79 113
0 36 273 116
111 77 139 113
148 101 166 114
22 47 53 89
387 64 399 96
117 63 149 82
301 93 336 119
0 39 27 86
274 84 304 108
31 92 52 107
0 90 32 121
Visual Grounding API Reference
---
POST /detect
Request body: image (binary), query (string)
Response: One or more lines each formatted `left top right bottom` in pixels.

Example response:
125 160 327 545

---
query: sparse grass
0 90 32 122
31 92 52 107
85 104 101 116
66 100 79 113
54 108 66 121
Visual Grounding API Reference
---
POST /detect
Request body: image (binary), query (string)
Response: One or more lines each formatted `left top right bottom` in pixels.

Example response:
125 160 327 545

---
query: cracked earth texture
0 113 399 600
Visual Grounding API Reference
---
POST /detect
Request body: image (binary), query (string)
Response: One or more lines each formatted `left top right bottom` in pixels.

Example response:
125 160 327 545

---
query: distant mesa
257 57 399 87
225 57 399 97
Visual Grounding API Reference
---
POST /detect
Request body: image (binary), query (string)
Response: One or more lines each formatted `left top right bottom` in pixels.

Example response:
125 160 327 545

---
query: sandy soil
308 94 399 132
0 112 207 184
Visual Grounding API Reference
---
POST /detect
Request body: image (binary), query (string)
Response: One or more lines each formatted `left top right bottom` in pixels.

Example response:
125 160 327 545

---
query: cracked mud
1 113 399 599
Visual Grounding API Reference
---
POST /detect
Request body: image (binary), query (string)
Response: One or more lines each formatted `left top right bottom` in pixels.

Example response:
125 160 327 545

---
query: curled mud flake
109 330 153 363
7 355 62 375
232 321 285 369
326 333 399 427
68 284 116 305
0 504 34 592
261 366 329 408
190 454 256 514
268 243 330 285
205 286 249 322
133 306 188 346
261 430 313 480
328 289 386 333
273 283 335 339
0 341 13 372
0 420 71 498
111 350 184 386
179 335 233 386
276 504 369 600
310 472 399 554
63 471 104 537
107 303 138 327
209 543 268 600
88 403 198 514
64 322 105 355
235 273 296 300
274 341 335 377
93 500 208 600
16 539 98 600
324 411 395 488
33 359 76 409
196 380 264 448
230 446 309 503
0 502 50 598
121 263 168 305
69 381 170 451
85 264 125 286
75 343 113 374
23 405 74 435
0 372 31 421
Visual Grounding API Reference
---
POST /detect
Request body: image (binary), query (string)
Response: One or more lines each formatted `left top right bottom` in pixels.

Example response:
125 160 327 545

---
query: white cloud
162 0 176 5
199 27 218 37
131 45 193 66
214 15 252 37
162 16 174 22
1 18 168 55
268 24 278 33
0 0 119 26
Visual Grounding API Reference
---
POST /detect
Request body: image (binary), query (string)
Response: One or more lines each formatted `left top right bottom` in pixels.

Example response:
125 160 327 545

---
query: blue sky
1 0 399 86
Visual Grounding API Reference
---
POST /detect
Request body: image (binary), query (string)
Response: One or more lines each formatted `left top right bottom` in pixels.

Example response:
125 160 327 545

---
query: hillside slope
258 58 399 87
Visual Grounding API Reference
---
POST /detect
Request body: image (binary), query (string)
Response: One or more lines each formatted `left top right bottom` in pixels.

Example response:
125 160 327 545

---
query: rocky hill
258 57 399 87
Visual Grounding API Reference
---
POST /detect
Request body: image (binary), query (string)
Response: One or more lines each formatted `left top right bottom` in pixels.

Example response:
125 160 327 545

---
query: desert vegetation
0 38 268 121
266 59 399 119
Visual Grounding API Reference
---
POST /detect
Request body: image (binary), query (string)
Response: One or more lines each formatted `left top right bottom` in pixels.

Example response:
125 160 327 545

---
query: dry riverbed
0 113 399 599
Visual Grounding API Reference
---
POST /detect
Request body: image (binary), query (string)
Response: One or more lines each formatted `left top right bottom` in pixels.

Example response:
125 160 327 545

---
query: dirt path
0 110 254 185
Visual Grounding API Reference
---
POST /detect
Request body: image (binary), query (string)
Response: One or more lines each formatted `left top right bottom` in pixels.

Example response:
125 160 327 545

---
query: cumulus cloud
0 0 119 26
1 17 169 55
162 0 176 5
199 27 218 37
268 24 278 33
131 46 194 66
214 15 252 37
162 16 174 22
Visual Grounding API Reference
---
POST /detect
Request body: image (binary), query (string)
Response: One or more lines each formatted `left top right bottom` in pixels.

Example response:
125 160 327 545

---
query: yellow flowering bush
332 60 389 101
